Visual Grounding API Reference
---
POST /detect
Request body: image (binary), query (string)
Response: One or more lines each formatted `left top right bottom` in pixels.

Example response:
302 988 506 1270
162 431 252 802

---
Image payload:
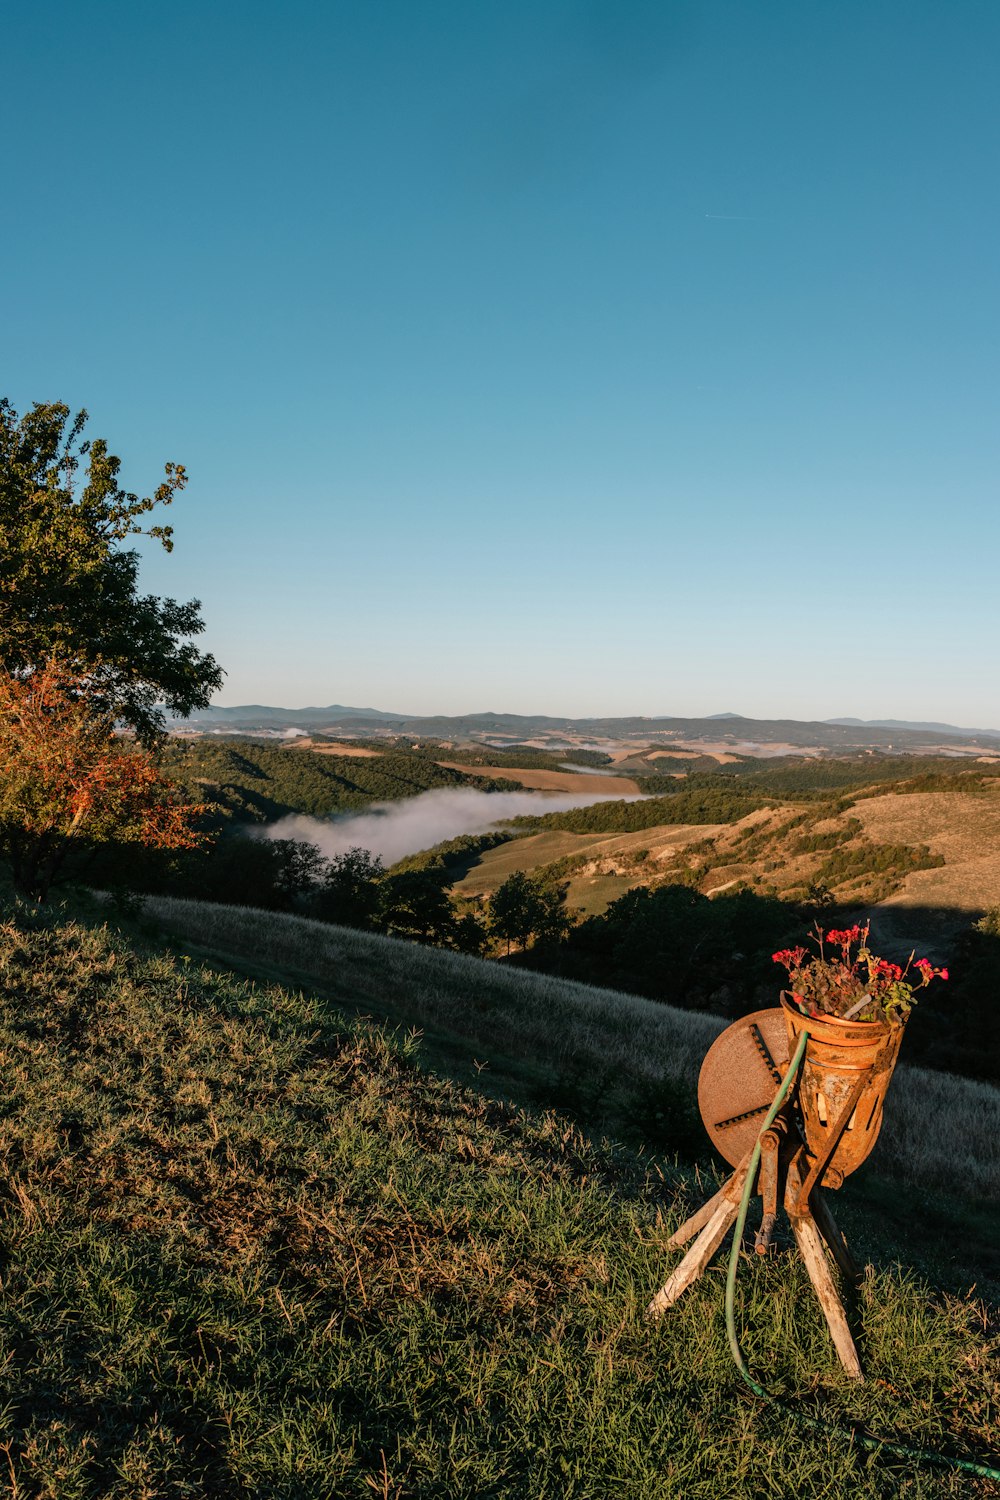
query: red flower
826 925 864 946
772 946 806 969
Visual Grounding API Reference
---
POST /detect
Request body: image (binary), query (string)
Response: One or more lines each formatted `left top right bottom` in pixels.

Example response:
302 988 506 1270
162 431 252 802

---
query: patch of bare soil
436 763 642 795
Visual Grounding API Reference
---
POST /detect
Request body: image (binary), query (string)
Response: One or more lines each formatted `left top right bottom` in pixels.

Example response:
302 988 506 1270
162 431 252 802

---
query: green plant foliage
639 757 1000 801
0 399 222 741
380 866 465 944
488 870 570 953
406 743 615 771
815 840 945 888
629 754 729 777
311 846 386 929
533 884 798 1012
512 787 770 836
559 749 614 767
0 909 995 1496
388 830 515 878
791 820 862 854
159 739 505 823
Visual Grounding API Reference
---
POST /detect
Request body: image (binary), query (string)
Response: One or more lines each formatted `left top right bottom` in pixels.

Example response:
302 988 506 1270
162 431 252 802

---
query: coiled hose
724 1028 1000 1481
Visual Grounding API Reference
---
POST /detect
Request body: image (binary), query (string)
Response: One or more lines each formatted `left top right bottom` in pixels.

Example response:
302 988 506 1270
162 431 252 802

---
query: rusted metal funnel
781 995 905 1187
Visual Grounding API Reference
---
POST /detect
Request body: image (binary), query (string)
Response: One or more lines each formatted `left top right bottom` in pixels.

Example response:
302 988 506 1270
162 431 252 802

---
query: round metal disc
697 1008 790 1166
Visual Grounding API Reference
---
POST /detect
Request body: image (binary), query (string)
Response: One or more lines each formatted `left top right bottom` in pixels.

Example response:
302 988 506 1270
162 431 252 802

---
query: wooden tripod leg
789 1210 863 1380
647 1198 740 1317
667 1180 732 1248
811 1190 860 1284
667 1151 752 1249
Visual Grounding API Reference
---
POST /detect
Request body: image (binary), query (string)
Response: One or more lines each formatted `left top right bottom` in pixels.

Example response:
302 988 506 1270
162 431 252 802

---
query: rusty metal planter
780 994 905 1198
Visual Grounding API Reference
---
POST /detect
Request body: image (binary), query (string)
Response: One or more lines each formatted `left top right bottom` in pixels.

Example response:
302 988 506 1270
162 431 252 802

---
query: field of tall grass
0 905 997 1497
144 895 1000 1203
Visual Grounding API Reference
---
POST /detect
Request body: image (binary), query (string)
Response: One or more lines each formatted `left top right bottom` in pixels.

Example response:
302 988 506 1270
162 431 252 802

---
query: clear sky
4 1 999 723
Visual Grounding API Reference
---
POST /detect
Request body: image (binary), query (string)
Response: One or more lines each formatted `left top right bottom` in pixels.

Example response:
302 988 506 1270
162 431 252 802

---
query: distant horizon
184 699 1000 737
8 1 999 729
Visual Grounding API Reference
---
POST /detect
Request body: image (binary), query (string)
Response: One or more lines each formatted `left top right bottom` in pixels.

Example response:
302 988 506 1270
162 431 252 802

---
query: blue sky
4 1 999 722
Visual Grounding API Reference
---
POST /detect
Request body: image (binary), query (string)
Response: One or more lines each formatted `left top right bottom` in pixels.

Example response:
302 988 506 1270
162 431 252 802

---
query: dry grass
3 910 997 1496
294 740 384 757
855 787 1000 913
144 895 1000 1203
145 894 718 1100
454 823 725 897
648 749 742 765
436 762 642 795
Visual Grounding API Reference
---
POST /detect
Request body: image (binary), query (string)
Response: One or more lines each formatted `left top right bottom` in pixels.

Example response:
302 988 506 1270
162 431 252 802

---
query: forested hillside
633 755 1000 799
159 738 505 824
513 785 771 833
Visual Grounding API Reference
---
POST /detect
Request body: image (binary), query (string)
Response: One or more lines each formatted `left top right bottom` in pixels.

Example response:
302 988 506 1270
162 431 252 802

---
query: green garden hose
724 1029 1000 1481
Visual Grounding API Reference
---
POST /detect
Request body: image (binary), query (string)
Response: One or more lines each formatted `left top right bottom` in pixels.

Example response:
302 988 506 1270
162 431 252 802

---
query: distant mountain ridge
168 704 1000 751
826 716 1000 737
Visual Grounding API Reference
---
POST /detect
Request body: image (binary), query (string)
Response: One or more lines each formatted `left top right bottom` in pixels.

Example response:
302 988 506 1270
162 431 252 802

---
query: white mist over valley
258 786 641 866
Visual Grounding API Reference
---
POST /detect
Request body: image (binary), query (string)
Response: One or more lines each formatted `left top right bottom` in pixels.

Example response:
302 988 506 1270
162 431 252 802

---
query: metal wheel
697 1008 790 1166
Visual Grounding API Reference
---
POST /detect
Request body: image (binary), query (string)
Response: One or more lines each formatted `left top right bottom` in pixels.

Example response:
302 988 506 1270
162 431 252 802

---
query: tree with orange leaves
0 664 205 902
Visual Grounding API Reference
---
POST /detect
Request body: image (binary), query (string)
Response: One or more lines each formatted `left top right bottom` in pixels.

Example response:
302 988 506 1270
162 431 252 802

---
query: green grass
565 871 643 917
141 896 1000 1212
453 831 605 894
0 905 998 1497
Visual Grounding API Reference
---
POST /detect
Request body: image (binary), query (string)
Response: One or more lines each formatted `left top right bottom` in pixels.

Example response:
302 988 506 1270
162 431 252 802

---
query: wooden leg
667 1181 731 1248
648 1198 739 1317
811 1190 860 1283
667 1154 752 1249
790 1210 864 1380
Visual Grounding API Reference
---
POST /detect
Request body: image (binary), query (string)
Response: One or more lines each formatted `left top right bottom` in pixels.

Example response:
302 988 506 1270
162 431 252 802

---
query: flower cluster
771 922 947 1025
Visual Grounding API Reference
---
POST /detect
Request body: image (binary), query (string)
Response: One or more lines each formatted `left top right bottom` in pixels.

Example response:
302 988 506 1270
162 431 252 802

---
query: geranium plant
772 922 947 1026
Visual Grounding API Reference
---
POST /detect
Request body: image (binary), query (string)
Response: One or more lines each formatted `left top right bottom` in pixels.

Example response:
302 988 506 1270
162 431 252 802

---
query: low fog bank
258 786 643 866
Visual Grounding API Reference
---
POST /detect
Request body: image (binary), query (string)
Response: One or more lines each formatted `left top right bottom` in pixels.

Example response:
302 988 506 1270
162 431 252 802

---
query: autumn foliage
0 663 203 901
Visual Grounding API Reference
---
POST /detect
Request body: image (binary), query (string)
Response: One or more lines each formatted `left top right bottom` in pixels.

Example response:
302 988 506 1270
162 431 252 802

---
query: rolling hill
170 705 1000 753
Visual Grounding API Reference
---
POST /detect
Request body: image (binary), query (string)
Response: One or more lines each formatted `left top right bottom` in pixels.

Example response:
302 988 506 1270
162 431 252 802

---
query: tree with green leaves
381 867 459 944
0 399 222 742
313 847 385 929
488 870 570 955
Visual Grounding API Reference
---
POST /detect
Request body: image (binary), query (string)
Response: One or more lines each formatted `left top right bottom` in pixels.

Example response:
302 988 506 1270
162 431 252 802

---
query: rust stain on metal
696 1007 790 1168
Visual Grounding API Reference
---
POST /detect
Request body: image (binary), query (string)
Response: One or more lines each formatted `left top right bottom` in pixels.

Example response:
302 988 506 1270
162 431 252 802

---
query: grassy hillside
0 904 998 1498
443 784 986 934
142 895 1000 1211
